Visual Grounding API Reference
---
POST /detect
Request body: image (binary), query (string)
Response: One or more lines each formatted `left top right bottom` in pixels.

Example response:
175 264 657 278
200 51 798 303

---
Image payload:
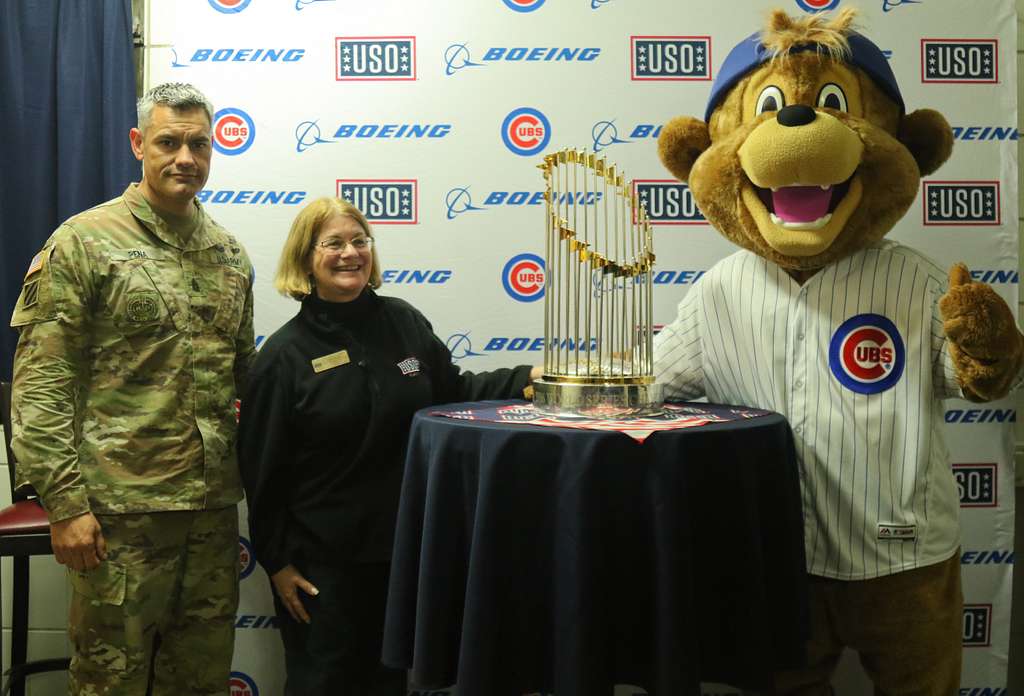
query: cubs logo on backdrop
922 181 999 225
828 314 905 395
229 671 259 696
212 108 255 156
953 463 997 507
502 253 545 302
632 181 705 224
337 180 418 224
962 605 992 647
795 0 840 11
501 108 551 156
921 39 997 83
238 536 256 580
630 36 711 80
502 0 544 12
336 37 416 80
207 0 251 13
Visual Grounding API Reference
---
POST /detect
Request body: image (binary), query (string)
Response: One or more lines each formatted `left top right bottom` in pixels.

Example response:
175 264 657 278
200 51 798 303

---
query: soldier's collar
124 183 215 251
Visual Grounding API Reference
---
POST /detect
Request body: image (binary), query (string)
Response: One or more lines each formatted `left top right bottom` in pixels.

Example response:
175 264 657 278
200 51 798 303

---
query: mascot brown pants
773 552 962 696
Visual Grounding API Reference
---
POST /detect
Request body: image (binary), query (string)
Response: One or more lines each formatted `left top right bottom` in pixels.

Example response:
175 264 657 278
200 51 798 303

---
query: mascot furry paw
652 8 1022 693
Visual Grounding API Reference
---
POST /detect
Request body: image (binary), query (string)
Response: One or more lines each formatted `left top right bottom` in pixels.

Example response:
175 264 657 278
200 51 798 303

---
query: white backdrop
144 1 1018 694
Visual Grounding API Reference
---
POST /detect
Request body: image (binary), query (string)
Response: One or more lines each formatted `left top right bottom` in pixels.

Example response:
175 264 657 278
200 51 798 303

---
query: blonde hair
274 197 383 300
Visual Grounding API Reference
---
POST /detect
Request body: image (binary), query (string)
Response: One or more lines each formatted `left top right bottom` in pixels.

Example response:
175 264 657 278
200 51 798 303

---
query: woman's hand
271 564 320 624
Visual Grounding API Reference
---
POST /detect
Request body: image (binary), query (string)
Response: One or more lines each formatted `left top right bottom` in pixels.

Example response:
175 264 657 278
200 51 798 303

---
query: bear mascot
652 8 1022 694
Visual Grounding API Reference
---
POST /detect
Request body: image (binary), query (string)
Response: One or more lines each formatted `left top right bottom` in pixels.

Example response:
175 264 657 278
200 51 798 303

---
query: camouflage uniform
10 183 255 695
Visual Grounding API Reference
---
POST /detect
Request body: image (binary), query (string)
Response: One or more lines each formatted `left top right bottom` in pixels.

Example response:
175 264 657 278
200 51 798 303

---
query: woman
238 197 538 696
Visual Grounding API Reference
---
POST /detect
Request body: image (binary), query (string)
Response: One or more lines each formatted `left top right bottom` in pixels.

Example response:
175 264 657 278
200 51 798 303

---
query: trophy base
532 379 664 418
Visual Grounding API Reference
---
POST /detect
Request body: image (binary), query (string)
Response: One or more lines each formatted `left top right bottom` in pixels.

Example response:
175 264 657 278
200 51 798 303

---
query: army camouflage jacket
9 184 256 522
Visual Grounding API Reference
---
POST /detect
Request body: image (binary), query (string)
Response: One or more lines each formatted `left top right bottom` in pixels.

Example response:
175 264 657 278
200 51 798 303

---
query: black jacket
238 289 532 574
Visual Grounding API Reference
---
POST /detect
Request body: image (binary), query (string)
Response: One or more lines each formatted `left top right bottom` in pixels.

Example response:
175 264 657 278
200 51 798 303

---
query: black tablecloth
383 400 808 696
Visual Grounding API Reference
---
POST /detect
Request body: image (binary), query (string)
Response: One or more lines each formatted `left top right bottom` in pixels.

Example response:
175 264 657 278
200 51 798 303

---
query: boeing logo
295 121 451 152
944 408 1015 423
295 0 335 9
445 188 487 220
960 550 1014 565
235 615 280 629
443 43 600 75
381 269 452 284
446 332 485 361
952 126 1019 141
197 190 306 205
882 0 921 10
591 121 631 152
174 48 304 66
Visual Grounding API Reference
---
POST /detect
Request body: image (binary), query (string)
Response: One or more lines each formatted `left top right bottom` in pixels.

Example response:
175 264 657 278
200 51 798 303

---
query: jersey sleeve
9 226 96 522
653 286 706 401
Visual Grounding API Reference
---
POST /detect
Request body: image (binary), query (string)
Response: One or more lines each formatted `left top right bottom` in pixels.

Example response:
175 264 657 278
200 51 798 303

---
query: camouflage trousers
67 506 239 696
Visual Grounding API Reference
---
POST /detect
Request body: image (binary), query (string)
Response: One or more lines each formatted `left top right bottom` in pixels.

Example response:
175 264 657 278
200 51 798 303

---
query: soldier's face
309 215 374 303
130 106 212 210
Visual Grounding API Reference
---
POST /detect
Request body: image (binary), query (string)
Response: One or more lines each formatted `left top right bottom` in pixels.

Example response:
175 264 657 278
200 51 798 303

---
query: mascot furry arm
657 8 1022 401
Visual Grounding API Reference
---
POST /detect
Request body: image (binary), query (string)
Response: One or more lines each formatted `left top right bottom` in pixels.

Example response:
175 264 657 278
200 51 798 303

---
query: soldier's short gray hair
137 83 214 133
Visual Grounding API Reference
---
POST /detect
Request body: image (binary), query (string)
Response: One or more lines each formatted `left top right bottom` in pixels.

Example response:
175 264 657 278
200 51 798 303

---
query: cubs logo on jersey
828 313 905 394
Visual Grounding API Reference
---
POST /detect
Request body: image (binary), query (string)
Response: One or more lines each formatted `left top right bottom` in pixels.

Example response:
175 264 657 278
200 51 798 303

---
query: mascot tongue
772 185 832 223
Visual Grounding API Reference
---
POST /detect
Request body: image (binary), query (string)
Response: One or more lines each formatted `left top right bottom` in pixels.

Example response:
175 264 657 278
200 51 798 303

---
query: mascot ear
897 109 954 177
657 116 711 183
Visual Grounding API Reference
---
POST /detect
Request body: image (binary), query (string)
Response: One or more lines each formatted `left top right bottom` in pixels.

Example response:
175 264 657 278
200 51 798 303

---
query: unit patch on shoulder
20 280 39 308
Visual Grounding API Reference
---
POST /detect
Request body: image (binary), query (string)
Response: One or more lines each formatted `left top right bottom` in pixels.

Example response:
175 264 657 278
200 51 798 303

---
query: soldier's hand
271 564 319 624
51 512 107 571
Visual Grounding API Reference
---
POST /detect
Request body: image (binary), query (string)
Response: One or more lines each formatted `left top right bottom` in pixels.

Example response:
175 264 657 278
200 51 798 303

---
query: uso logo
922 181 999 225
502 0 545 11
828 314 904 394
229 671 259 696
212 108 255 156
336 37 416 80
921 39 997 83
962 605 992 647
630 37 711 81
953 463 997 507
208 0 251 13
337 179 418 224
502 253 545 302
795 0 841 11
238 536 256 580
501 108 551 157
633 181 705 225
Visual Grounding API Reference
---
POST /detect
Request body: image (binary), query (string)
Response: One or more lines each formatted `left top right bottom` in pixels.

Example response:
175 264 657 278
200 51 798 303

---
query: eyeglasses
317 236 373 253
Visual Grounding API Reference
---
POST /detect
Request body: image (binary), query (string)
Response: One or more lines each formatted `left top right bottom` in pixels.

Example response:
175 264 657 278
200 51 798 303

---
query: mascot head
658 8 953 270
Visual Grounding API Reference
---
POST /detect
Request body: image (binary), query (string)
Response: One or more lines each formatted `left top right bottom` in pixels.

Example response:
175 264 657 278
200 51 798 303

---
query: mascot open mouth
754 176 854 230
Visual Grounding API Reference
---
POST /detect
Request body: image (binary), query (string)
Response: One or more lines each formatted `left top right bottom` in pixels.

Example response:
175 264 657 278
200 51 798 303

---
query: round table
383 400 809 696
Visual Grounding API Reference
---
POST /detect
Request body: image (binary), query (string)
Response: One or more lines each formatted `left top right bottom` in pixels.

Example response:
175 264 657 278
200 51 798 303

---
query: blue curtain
0 0 137 379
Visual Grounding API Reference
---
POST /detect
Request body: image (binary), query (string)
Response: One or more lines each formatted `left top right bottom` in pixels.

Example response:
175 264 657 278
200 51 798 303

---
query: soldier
9 82 255 695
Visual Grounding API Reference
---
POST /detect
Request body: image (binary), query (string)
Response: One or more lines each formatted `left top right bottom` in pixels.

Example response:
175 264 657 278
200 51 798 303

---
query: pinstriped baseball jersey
654 240 962 580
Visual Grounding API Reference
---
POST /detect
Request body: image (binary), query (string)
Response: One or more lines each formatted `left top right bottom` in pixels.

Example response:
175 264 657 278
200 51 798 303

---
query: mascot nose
777 104 817 127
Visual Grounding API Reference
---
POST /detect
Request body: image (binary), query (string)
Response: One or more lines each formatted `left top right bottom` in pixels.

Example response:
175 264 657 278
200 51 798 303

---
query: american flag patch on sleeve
23 251 44 280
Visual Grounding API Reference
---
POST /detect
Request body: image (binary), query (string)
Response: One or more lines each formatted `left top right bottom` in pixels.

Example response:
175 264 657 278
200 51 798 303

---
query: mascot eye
755 86 785 116
817 83 848 112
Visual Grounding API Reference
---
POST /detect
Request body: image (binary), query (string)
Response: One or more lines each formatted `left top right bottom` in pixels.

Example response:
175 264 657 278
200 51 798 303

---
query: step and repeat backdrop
146 0 1017 694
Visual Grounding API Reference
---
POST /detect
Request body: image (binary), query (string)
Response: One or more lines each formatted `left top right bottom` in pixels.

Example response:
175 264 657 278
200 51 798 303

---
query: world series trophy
532 148 664 417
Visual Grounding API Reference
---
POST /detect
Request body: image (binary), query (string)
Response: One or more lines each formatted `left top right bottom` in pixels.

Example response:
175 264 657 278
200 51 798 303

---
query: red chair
0 382 70 696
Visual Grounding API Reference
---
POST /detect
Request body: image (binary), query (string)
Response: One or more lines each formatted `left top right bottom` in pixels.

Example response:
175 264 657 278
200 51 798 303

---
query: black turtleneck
238 289 532 573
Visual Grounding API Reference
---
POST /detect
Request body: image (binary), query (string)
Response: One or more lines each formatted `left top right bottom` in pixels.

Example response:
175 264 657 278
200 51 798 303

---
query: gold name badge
312 349 350 373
